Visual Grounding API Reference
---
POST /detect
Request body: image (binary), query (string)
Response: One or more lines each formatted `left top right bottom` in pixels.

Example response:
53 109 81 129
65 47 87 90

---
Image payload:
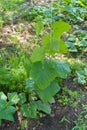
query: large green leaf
41 28 68 54
30 61 57 89
20 102 37 118
0 100 16 124
42 22 69 55
52 21 71 38
52 60 71 78
30 46 45 63
36 81 60 102
21 100 51 118
42 36 61 54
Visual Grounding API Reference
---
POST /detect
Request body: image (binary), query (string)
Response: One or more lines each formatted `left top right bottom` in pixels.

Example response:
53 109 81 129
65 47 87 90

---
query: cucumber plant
24 21 71 117
0 21 71 124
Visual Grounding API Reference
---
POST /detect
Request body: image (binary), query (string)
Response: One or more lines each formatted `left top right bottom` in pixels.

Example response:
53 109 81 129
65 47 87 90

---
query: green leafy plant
72 104 87 130
0 60 27 92
19 119 28 130
0 20 71 124
53 0 87 23
66 29 87 53
57 86 83 107
74 68 87 85
24 21 71 118
68 59 87 85
0 0 87 128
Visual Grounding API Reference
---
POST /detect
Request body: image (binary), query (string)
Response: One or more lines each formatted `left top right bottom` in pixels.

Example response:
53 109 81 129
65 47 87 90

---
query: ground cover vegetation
0 0 87 129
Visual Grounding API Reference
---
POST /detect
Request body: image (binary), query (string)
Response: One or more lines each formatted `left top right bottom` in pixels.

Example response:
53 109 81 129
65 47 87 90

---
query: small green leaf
26 78 35 91
75 70 86 85
0 92 7 101
7 92 19 105
66 41 77 52
79 40 87 47
37 100 51 114
18 93 26 105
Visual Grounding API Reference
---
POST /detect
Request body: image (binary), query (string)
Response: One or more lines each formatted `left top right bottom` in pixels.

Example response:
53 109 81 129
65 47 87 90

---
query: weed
72 104 87 130
57 87 84 107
